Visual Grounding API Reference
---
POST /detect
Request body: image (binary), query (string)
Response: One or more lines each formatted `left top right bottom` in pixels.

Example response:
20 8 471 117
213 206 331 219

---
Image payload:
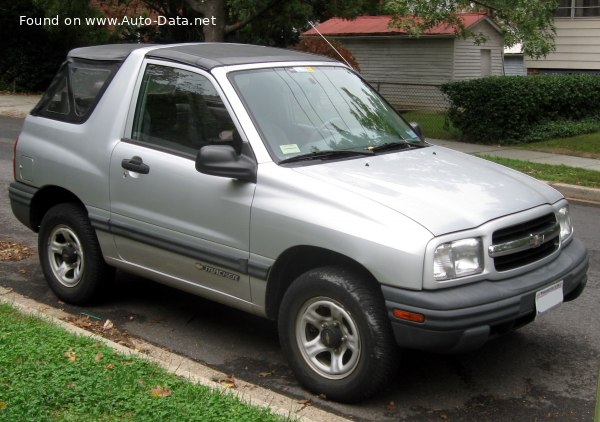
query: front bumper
382 238 588 353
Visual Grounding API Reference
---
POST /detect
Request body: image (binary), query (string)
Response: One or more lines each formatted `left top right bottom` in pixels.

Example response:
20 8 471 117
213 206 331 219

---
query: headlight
557 205 573 242
434 238 483 281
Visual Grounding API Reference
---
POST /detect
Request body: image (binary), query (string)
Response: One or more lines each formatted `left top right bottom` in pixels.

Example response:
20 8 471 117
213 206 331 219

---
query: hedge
440 75 600 144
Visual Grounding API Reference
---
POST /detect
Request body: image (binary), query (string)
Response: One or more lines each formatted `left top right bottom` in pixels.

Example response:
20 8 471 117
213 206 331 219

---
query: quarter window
32 60 118 123
132 64 237 157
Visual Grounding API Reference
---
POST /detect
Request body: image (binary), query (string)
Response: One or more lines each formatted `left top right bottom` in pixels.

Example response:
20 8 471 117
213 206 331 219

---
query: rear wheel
38 203 114 304
278 266 398 402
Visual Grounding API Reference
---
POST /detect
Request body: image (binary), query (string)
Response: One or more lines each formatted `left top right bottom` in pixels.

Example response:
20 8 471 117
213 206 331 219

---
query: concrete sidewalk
1 94 599 202
0 94 41 118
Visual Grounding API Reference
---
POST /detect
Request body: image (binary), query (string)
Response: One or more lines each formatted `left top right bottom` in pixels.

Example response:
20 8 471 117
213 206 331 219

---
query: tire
278 266 398 402
38 203 114 305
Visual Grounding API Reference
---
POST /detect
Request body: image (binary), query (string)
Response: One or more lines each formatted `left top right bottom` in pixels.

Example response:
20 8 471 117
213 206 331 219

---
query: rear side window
32 59 119 123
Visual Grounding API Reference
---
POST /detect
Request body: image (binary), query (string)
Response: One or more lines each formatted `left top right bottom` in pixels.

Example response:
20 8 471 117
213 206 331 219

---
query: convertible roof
68 43 336 69
68 44 154 61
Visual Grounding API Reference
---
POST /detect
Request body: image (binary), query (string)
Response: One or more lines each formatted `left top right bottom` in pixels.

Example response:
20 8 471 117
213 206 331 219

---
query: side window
70 64 112 116
132 64 237 157
45 67 70 115
33 60 118 123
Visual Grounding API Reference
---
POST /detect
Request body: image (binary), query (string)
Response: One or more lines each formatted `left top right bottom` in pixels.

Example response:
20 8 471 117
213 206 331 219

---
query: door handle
121 156 150 174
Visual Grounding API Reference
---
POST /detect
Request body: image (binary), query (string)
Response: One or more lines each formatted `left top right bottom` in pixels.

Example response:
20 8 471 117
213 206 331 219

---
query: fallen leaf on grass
104 363 115 370
0 401 6 409
64 349 77 362
94 352 104 362
149 385 172 398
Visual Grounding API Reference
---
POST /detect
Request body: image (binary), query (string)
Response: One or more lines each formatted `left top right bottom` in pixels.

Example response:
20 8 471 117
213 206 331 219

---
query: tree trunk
185 0 226 42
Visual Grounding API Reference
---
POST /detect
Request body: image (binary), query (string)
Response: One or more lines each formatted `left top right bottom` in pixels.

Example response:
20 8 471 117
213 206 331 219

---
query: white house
526 0 600 74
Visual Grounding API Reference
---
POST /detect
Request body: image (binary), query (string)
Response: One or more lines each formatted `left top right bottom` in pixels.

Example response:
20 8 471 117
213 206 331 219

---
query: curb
548 182 600 205
0 287 349 422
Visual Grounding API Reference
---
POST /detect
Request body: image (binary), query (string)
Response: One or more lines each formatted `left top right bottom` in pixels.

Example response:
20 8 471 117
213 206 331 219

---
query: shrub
292 38 361 71
441 75 600 144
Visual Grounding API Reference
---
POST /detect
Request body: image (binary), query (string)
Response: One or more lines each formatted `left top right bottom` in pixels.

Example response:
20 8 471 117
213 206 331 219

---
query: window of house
131 64 237 157
556 0 600 17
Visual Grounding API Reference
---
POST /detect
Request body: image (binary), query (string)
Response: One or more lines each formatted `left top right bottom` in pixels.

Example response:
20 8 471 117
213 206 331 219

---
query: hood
293 146 563 236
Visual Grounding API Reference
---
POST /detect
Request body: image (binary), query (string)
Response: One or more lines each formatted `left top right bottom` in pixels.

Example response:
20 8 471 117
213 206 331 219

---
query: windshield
229 66 423 162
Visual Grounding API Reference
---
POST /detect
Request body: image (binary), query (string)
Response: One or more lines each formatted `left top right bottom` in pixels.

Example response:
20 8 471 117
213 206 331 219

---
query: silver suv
9 43 588 402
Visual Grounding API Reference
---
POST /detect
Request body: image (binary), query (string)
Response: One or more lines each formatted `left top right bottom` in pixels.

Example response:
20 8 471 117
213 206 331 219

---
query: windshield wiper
279 149 373 164
369 141 427 153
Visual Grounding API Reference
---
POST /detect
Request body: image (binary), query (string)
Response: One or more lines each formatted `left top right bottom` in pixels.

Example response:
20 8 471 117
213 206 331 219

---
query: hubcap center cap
61 246 78 265
321 326 343 348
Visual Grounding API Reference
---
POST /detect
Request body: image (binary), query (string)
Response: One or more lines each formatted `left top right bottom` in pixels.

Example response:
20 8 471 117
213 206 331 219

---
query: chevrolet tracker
9 43 589 402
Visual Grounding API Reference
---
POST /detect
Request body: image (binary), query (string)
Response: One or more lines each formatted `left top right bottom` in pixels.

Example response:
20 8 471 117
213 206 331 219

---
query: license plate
535 280 563 317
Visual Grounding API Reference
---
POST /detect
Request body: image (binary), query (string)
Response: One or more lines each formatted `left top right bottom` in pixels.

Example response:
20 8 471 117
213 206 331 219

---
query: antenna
307 20 352 68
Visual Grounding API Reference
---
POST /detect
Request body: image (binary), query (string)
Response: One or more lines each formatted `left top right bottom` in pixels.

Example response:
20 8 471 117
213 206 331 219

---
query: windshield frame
226 63 427 166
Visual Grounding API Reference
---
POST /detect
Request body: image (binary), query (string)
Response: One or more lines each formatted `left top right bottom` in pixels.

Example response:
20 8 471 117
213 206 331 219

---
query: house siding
453 21 504 80
525 19 600 70
336 37 454 85
335 37 454 110
504 56 527 76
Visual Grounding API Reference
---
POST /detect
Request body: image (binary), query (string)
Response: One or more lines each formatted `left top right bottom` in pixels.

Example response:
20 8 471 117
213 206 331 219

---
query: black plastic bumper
8 181 38 231
382 238 589 353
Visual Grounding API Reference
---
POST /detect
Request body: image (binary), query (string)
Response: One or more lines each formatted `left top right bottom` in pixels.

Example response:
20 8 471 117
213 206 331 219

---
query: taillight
13 136 18 180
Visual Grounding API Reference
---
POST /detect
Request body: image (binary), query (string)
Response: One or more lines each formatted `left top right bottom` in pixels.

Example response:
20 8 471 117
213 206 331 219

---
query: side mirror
196 144 257 183
409 121 424 140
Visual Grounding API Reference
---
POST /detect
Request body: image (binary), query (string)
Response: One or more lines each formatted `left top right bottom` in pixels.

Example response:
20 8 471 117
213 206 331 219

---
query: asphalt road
1 115 598 421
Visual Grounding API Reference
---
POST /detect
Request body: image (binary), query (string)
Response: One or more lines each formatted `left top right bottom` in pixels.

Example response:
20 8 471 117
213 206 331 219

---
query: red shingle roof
303 13 489 37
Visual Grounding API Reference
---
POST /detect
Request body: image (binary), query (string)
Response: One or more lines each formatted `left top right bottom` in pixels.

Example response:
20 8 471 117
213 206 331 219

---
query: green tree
384 0 559 58
0 0 115 91
139 0 382 44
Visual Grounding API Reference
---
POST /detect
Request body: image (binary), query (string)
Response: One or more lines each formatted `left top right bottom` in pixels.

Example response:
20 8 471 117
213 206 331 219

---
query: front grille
491 213 559 272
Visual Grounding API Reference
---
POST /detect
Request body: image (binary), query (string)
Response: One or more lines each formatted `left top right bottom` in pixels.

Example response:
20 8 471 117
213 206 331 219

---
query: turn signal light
392 309 426 323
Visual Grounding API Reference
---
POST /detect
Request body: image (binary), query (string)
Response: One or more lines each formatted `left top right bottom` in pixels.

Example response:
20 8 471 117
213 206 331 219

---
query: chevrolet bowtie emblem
529 233 544 248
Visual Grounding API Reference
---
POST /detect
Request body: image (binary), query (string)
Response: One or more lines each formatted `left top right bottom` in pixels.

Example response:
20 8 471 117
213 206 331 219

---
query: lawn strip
476 155 600 188
0 303 288 422
516 132 600 160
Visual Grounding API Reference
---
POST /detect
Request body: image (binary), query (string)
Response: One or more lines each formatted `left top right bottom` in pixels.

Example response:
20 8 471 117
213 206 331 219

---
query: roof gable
303 13 499 37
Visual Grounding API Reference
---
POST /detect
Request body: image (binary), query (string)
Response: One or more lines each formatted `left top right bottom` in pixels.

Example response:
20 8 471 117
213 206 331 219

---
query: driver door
109 61 256 303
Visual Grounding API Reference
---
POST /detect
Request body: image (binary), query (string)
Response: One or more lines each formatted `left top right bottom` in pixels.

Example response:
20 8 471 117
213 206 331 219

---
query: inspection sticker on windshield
280 144 301 154
292 66 314 73
535 280 563 318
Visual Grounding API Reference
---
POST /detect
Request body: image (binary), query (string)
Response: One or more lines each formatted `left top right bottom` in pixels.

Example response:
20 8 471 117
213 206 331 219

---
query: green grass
0 303 287 422
477 155 600 188
518 131 600 159
402 111 461 140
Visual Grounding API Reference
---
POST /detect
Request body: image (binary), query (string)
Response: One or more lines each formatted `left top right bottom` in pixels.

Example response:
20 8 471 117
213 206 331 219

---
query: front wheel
278 266 398 402
38 203 114 305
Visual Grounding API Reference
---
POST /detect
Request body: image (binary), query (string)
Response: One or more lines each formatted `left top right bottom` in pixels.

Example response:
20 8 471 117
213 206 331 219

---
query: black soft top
67 43 336 69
